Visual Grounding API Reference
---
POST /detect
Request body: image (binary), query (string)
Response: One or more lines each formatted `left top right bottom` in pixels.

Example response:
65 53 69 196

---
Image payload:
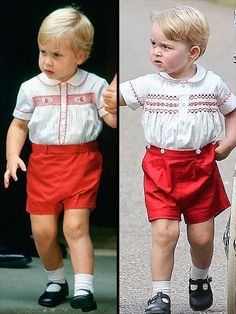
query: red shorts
142 143 230 224
26 142 102 215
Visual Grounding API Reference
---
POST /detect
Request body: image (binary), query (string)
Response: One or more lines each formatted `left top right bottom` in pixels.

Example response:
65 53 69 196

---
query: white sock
45 267 66 292
152 281 171 298
190 264 209 291
74 273 94 296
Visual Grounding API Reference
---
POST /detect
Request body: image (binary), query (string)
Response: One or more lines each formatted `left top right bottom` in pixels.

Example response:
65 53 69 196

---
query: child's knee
32 225 57 244
152 219 179 246
63 220 88 240
187 220 214 248
189 233 213 249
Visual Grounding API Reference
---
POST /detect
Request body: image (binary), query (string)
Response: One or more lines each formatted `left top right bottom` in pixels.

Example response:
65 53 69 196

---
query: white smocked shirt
120 64 236 150
13 69 108 145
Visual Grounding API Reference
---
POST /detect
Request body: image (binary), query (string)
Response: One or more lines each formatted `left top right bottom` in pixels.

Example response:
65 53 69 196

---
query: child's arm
4 118 28 188
215 109 236 160
102 75 117 128
103 74 117 113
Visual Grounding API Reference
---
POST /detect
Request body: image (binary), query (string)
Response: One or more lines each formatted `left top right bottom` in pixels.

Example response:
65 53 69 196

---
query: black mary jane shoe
189 277 213 311
70 289 97 312
145 292 171 314
38 281 69 307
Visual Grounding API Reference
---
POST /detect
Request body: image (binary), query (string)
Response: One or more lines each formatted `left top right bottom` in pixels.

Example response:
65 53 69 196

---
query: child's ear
189 45 201 60
76 50 86 65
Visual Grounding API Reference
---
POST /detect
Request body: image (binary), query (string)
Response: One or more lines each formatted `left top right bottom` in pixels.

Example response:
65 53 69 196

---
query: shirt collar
159 64 207 83
37 68 89 87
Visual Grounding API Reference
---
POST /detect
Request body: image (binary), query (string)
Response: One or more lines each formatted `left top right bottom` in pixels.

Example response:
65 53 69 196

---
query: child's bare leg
31 214 68 307
187 218 214 311
145 219 179 313
187 218 214 269
63 208 93 274
63 208 96 305
151 218 180 281
30 214 63 270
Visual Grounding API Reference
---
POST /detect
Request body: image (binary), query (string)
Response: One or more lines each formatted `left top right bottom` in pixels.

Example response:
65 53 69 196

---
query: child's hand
103 88 117 115
215 139 235 161
4 156 27 188
103 74 117 115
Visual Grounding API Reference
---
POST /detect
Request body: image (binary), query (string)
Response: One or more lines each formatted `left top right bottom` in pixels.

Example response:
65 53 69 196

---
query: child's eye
162 44 171 50
40 49 46 55
150 40 156 47
53 53 62 58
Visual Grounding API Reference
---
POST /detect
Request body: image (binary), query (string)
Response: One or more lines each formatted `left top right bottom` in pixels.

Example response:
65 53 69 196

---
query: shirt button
181 121 185 125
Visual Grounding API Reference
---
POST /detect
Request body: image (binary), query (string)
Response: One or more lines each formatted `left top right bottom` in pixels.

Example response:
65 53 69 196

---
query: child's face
149 22 194 79
38 40 84 81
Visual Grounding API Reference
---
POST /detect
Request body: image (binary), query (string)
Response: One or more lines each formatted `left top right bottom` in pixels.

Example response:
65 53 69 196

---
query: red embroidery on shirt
58 84 68 144
188 108 218 113
189 101 217 107
146 101 178 107
97 105 104 110
189 93 217 100
144 107 178 114
37 72 89 87
15 108 34 114
68 93 94 105
33 96 61 106
129 81 143 106
147 94 179 101
218 91 231 107
33 93 94 107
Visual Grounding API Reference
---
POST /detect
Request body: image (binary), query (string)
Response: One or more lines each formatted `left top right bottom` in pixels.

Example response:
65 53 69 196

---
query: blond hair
38 7 94 61
151 6 210 57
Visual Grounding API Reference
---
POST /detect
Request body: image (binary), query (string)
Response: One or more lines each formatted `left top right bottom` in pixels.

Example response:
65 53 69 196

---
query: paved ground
0 233 117 314
120 0 236 313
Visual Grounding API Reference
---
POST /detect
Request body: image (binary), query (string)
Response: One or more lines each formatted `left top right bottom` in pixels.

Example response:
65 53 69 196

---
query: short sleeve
217 80 236 115
13 84 34 120
120 76 150 110
93 79 109 118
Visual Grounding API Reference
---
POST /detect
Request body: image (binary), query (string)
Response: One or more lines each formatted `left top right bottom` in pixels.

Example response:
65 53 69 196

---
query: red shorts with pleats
26 142 102 215
142 143 230 224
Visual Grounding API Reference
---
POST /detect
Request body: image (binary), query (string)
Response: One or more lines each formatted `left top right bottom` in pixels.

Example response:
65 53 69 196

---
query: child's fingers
104 105 117 115
105 87 116 93
19 160 27 172
4 169 17 188
104 102 116 110
103 90 114 98
4 172 10 188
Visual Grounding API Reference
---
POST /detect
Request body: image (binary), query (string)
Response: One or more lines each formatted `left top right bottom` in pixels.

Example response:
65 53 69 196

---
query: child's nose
45 57 53 66
154 48 162 57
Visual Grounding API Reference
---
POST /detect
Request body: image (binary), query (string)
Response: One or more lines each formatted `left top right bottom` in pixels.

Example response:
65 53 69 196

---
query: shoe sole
70 299 97 312
38 297 68 308
38 292 69 308
190 300 213 312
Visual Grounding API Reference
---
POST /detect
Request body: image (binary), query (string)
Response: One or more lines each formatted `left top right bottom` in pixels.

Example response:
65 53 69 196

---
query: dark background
0 0 118 247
